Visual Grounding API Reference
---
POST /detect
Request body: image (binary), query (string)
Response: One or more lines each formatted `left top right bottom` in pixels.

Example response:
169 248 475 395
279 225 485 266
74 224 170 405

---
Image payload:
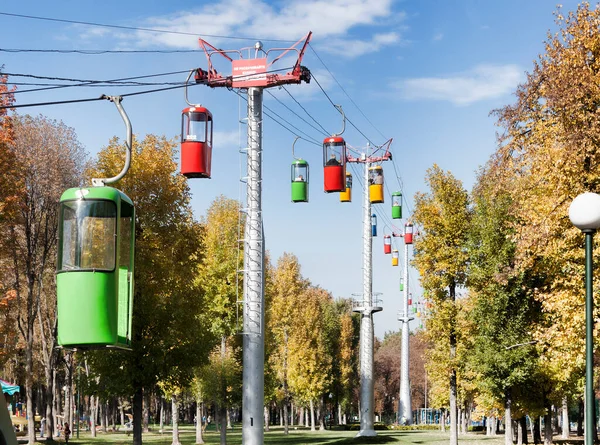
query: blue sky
0 0 584 338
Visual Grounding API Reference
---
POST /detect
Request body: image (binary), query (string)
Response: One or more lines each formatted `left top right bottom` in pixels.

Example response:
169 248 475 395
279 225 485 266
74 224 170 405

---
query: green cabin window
59 200 117 272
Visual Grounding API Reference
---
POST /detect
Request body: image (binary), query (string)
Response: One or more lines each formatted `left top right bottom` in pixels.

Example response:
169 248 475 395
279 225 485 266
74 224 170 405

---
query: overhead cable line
2 69 191 84
309 44 408 213
265 89 329 138
0 11 295 42
311 72 378 147
1 69 192 95
280 86 330 136
309 44 388 142
230 89 321 146
0 48 203 54
0 66 296 108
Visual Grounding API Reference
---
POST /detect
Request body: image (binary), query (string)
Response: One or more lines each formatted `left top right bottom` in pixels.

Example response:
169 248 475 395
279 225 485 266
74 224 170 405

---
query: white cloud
432 32 443 42
393 64 523 106
317 32 401 57
82 0 402 58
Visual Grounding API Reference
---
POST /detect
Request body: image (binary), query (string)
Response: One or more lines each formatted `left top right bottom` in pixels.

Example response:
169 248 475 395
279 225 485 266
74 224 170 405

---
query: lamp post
569 192 600 445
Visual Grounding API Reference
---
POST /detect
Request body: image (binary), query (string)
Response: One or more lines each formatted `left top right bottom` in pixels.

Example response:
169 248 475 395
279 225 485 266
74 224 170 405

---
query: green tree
467 165 542 445
412 164 470 445
196 195 243 444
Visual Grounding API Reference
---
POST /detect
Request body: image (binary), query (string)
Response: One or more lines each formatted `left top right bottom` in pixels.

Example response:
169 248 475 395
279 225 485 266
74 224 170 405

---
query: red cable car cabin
323 136 346 193
181 107 213 178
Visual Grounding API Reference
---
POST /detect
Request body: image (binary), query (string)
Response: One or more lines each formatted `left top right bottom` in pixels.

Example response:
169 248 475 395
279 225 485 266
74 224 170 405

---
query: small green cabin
56 187 135 349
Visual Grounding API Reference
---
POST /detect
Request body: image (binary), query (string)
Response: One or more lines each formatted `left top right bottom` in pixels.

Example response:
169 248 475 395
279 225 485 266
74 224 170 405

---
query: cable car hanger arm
92 95 132 187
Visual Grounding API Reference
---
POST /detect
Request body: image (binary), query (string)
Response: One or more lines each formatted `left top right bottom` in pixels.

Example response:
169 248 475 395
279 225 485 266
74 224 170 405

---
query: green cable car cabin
291 159 309 203
392 192 402 219
56 187 135 349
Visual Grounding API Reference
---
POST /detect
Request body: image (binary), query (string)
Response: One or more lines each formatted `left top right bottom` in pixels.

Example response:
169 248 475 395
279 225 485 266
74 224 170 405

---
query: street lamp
569 192 600 445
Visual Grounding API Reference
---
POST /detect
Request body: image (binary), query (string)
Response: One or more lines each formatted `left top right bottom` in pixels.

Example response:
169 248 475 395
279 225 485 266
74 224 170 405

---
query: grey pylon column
357 156 377 437
242 87 264 445
398 241 412 424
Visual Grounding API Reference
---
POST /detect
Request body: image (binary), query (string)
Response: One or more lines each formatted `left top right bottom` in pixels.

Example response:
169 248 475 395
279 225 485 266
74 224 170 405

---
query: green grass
46 425 508 445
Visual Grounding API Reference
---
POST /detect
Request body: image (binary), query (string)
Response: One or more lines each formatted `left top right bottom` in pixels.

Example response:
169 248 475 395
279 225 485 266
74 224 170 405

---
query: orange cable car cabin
392 249 399 266
369 166 384 204
323 136 346 193
181 106 213 178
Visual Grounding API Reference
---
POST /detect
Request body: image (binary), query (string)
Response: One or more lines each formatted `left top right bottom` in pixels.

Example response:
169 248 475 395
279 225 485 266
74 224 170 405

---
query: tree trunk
517 417 524 445
450 368 458 444
544 408 552 445
577 398 583 436
172 394 181 445
521 416 529 444
100 399 106 432
44 366 55 440
449 283 458 445
160 397 165 433
25 320 36 445
132 386 143 445
263 405 270 432
220 404 227 445
319 398 325 431
505 388 513 445
441 410 446 432
143 392 150 433
561 397 569 439
104 400 109 432
310 400 316 431
533 416 541 445
195 401 204 444
283 400 289 434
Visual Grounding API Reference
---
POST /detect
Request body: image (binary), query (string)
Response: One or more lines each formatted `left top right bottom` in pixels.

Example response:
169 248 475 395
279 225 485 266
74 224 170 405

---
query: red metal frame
195 32 313 89
346 138 394 164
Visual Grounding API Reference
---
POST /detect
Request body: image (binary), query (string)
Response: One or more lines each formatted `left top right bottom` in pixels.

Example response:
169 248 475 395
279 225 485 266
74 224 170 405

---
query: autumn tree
337 309 358 424
0 71 19 372
412 164 470 445
287 286 333 431
267 253 308 433
1 114 87 444
491 4 600 439
374 332 400 422
86 134 211 445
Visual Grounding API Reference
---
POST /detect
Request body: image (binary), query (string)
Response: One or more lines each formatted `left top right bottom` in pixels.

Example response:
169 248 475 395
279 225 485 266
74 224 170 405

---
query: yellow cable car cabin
369 166 384 204
340 172 352 203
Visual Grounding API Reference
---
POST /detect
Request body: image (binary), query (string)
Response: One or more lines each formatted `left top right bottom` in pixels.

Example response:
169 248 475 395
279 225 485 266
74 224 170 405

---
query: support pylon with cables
194 34 312 445
347 141 392 437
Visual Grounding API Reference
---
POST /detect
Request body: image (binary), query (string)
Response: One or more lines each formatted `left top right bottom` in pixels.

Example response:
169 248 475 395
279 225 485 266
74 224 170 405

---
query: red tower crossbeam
194 32 312 89
346 138 393 163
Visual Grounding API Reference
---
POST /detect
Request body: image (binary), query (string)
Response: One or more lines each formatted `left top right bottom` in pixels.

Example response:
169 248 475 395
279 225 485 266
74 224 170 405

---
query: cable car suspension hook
292 136 301 160
332 104 346 137
92 95 132 187
184 69 200 107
